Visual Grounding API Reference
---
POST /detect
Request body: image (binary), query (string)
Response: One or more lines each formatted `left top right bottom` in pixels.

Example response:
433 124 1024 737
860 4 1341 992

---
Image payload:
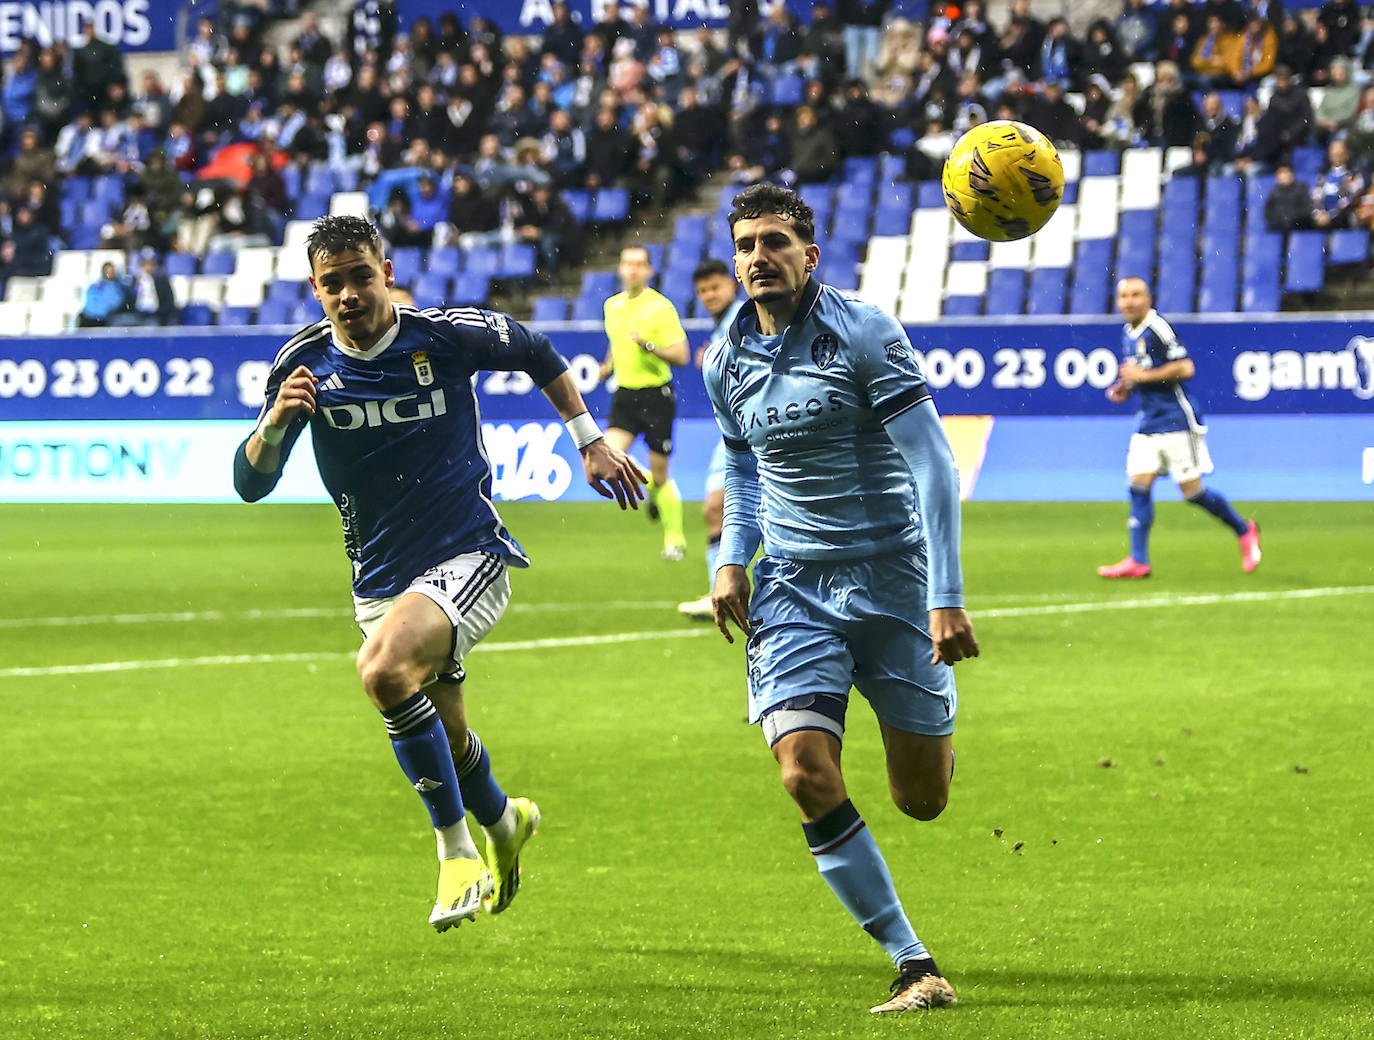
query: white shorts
1126 430 1213 484
353 551 510 683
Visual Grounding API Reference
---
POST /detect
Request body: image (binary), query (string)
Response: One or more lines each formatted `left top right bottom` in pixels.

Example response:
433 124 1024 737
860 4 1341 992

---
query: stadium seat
255 299 295 325
294 191 332 221
942 295 983 316
1070 240 1113 314
1327 229 1370 265
163 252 198 277
580 269 618 300
950 240 990 262
329 191 369 218
27 306 68 334
1031 204 1075 268
896 278 941 323
219 306 253 326
1057 148 1082 183
465 246 501 279
842 156 878 187
1162 176 1199 213
61 175 91 203
414 271 451 302
770 74 803 106
201 251 236 276
180 303 214 326
1241 252 1281 311
427 247 463 278
1284 231 1325 291
1197 253 1238 312
280 163 302 201
1082 151 1121 177
916 180 947 208
985 268 1026 315
389 246 423 274
1120 148 1163 210
4 276 41 302
223 275 267 308
497 243 538 280
59 197 80 228
563 189 591 223
304 165 337 197
1291 145 1323 182
236 247 277 283
1155 255 1197 312
989 236 1033 269
1027 268 1068 315
590 188 630 223
452 272 490 304
188 276 226 307
1076 177 1121 238
530 296 570 322
878 153 906 184
571 295 602 321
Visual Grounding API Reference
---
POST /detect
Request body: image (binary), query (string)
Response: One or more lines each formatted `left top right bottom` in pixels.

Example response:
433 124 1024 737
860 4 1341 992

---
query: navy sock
1128 485 1153 564
382 692 465 829
1188 486 1248 536
802 799 926 967
454 730 508 827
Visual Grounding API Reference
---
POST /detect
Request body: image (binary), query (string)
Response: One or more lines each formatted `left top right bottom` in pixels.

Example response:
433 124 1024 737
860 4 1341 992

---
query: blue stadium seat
571 295 602 320
887 126 917 151
68 224 103 248
1245 175 1277 223
92 175 125 206
1241 250 1281 311
265 279 302 304
1082 151 1121 176
389 245 423 274
1203 176 1242 230
464 246 501 278
590 188 630 223
1071 240 1113 314
917 181 946 208
842 156 878 186
1284 231 1325 291
1291 145 1323 183
1327 229 1370 265
180 303 214 326
201 251 236 276
1118 209 1156 249
1027 268 1067 315
638 242 666 271
878 153 906 184
876 181 913 212
950 240 990 262
985 268 1026 315
1197 254 1238 312
770 74 803 106
78 199 111 227
293 191 331 221
280 163 302 201
531 296 570 322
1162 176 1199 212
497 243 538 280
943 295 983 316
255 299 294 325
1201 224 1240 260
1155 255 1197 312
581 269 618 300
835 180 873 210
1059 180 1079 206
452 272 490 305
336 167 360 192
563 189 591 223
219 305 253 326
1159 218 1197 258
304 165 337 197
61 176 91 203
658 270 694 308
164 252 198 277
59 197 80 227
414 271 452 302
427 247 462 277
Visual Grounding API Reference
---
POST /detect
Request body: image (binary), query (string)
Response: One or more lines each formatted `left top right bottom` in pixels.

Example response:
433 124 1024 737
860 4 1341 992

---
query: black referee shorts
607 383 676 455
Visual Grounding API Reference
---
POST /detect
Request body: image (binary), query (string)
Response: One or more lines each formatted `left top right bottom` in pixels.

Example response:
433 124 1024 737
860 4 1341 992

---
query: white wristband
258 422 286 446
564 411 603 450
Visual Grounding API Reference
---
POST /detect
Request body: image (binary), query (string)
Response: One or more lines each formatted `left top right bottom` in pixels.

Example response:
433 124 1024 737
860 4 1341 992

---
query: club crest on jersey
411 351 434 386
811 333 838 369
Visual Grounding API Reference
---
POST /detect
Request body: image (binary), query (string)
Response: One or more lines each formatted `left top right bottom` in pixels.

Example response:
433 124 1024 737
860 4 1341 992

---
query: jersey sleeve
848 307 932 422
1147 318 1188 364
232 364 311 502
434 308 568 387
702 341 762 570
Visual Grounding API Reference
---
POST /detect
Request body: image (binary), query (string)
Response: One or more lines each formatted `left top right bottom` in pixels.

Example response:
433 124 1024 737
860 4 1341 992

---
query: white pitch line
3 585 1372 680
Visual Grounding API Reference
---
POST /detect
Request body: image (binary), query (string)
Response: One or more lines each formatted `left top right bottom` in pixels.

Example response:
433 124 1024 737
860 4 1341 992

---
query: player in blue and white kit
1098 276 1262 579
678 259 745 620
233 216 644 933
702 185 979 1015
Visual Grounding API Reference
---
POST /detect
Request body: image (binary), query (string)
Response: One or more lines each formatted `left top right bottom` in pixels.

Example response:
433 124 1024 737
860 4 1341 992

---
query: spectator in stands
141 150 183 244
1172 132 1216 178
78 261 129 327
949 71 993 135
93 107 139 173
513 182 578 279
1264 163 1314 230
1192 15 1240 87
72 20 127 112
1318 0 1363 57
1039 17 1078 87
999 3 1046 79
837 0 891 82
1135 60 1198 147
585 105 632 189
410 174 448 236
1311 138 1366 227
947 25 994 83
1032 79 1084 147
444 171 502 248
1315 57 1361 142
543 2 584 69
832 79 883 158
119 250 177 326
30 48 71 138
1233 93 1285 171
100 182 152 252
1307 20 1347 85
798 1 846 86
1078 75 1115 150
2 46 38 132
1228 13 1277 85
787 105 839 184
1267 64 1315 148
1106 71 1145 149
541 108 587 187
377 187 429 247
246 151 290 239
3 205 54 277
875 17 921 85
4 128 56 200
351 0 400 66
1117 0 1161 64
1275 14 1316 81
1079 19 1128 89
1158 9 1201 67
727 110 790 186
1344 86 1374 163
1199 92 1239 165
667 86 718 200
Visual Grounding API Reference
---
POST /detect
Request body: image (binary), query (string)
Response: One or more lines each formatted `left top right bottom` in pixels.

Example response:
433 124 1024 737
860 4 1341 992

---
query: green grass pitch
1 500 1371 1040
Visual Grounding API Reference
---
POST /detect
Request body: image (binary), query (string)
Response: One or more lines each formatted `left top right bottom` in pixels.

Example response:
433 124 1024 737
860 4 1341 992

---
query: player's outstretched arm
246 365 317 473
712 564 752 644
540 370 647 509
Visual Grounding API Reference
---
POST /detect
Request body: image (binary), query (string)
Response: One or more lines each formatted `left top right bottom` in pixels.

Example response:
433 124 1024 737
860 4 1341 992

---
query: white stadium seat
1031 204 1076 268
28 305 69 334
329 191 369 217
0 300 32 330
51 251 90 285
1058 148 1082 184
5 276 41 302
235 246 278 283
1163 147 1192 177
1121 148 1163 210
944 261 988 296
188 275 226 307
223 274 268 308
989 237 1033 269
1075 177 1120 239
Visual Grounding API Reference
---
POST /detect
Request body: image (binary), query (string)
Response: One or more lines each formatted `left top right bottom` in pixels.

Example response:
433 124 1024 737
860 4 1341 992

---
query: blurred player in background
1099 276 1261 578
599 244 691 560
678 259 744 620
704 184 978 1015
233 216 644 932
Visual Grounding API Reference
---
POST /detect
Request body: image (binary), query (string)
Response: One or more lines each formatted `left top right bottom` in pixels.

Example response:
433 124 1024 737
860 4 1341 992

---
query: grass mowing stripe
7 585 1371 680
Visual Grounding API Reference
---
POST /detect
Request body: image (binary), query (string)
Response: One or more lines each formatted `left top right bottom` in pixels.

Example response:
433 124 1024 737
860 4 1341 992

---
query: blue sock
705 533 720 579
802 799 927 967
454 730 508 827
1187 486 1248 536
382 692 465 829
1129 485 1153 564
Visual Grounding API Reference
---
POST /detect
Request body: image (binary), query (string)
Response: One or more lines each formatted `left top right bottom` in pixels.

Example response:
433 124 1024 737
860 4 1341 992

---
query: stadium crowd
2 0 1374 318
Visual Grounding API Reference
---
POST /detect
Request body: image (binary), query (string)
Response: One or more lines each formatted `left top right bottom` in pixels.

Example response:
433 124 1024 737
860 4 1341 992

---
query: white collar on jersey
329 303 401 360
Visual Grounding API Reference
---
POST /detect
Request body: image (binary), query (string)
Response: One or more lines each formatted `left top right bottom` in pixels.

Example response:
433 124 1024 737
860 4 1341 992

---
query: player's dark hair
306 215 385 271
728 183 816 244
692 258 731 282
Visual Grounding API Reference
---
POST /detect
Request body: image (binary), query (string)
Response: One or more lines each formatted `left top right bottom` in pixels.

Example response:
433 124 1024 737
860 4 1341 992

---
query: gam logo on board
1232 337 1374 401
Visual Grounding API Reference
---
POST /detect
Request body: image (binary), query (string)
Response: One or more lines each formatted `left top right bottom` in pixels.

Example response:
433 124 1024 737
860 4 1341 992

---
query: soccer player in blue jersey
702 184 979 1014
678 259 745 620
1098 276 1262 579
233 216 644 933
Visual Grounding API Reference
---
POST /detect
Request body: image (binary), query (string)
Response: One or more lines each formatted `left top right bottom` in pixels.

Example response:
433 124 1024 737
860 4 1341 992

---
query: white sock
485 799 518 844
435 819 481 861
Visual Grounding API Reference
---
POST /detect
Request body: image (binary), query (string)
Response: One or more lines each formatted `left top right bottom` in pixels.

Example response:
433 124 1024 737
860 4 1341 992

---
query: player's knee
890 780 948 821
777 755 844 815
355 644 413 709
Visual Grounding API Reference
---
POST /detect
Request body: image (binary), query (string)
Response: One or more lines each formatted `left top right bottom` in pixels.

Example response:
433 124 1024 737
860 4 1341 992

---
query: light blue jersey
703 278 938 564
702 297 744 494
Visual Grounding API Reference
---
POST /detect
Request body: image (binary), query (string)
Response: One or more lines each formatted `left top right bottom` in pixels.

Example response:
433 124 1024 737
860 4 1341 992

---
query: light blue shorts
745 549 957 738
705 439 728 495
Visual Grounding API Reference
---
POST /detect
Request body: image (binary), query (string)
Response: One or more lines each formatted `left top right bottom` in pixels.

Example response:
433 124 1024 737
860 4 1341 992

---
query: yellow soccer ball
941 120 1065 242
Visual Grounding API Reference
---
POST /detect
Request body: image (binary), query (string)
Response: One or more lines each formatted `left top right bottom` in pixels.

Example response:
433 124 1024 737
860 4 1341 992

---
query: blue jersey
235 304 567 598
1122 309 1204 435
702 279 934 562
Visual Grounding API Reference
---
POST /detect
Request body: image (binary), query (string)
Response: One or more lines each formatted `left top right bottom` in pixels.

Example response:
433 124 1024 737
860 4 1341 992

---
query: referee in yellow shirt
599 244 691 560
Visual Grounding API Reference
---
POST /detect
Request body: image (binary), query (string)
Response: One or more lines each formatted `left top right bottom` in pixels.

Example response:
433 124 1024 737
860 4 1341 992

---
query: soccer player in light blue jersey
678 259 745 620
1098 276 1262 579
233 216 644 933
702 184 980 1014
